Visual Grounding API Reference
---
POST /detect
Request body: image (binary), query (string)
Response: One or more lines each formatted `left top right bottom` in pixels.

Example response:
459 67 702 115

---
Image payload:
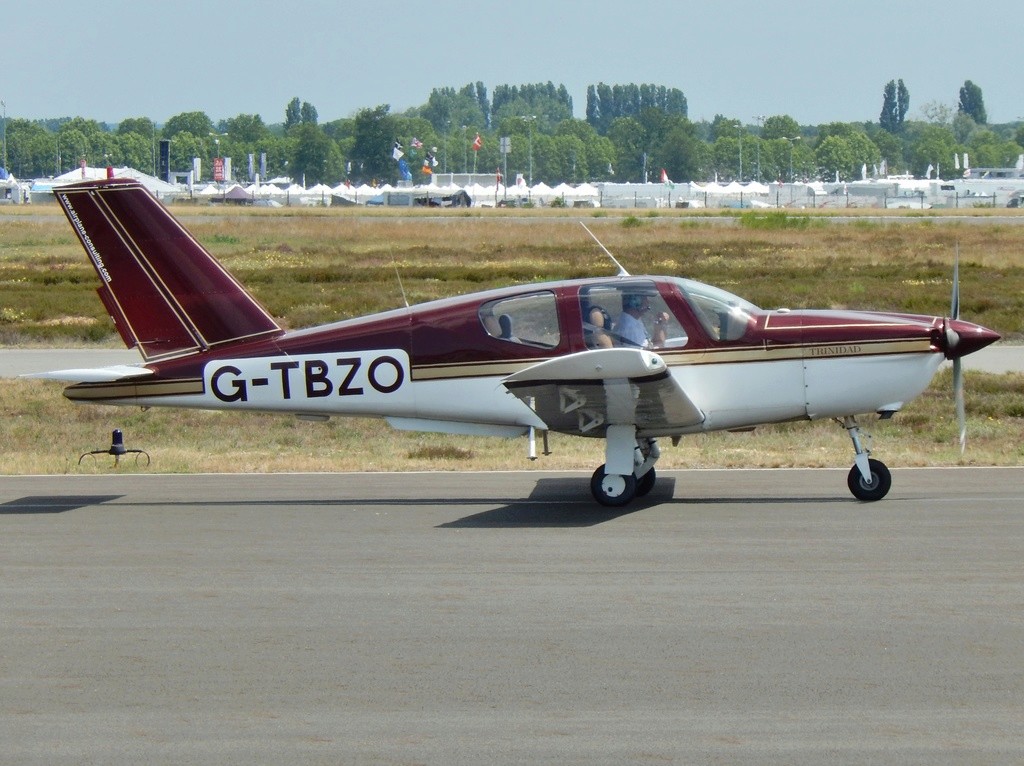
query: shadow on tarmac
0 495 123 514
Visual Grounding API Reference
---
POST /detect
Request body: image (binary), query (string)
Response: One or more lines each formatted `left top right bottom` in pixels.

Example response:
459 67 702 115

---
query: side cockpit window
676 279 756 342
479 291 560 348
579 281 689 350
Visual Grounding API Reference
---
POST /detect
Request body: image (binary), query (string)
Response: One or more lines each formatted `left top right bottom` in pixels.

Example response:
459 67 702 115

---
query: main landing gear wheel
591 464 637 507
847 459 892 502
635 467 657 497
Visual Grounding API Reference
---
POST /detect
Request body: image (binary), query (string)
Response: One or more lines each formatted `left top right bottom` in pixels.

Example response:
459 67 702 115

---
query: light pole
754 115 765 182
737 123 743 182
461 125 467 174
1 100 7 171
785 136 800 182
443 121 449 174
522 115 536 186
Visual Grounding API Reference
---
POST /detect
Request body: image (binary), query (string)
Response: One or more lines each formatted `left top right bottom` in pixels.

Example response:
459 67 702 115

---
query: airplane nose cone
944 318 1001 360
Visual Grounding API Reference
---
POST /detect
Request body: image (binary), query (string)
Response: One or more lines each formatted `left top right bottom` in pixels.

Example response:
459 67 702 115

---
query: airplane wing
20 365 154 383
502 348 704 436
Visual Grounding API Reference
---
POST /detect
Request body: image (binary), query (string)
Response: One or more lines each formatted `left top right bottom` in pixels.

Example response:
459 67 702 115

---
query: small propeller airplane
29 178 999 506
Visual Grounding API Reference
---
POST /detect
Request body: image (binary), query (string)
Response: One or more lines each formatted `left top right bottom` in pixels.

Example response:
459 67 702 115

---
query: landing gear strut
590 426 660 506
842 416 892 501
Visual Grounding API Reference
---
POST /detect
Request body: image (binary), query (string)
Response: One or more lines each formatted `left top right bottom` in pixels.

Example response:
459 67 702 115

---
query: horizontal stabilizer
21 365 154 383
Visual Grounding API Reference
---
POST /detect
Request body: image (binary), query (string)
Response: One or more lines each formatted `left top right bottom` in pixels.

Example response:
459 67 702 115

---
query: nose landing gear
843 416 892 501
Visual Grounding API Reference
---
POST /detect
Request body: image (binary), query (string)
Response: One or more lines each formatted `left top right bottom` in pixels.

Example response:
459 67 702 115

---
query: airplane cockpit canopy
671 277 759 342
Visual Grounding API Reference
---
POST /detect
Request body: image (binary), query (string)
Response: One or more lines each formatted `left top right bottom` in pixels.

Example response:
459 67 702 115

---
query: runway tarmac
2 468 1022 764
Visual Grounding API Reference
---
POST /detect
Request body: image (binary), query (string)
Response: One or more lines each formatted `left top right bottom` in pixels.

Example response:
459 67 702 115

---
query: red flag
472 133 482 151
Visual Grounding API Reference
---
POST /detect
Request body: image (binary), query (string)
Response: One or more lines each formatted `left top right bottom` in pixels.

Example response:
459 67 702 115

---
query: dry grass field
2 205 1022 475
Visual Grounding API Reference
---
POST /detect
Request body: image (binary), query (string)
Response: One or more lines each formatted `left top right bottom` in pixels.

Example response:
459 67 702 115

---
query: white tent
1 172 26 203
245 183 274 197
464 182 488 201
47 165 179 197
429 179 464 195
574 182 600 201
550 182 600 205
693 182 732 195
529 181 556 202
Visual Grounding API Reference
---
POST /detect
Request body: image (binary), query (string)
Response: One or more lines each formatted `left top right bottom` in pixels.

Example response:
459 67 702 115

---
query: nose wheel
842 416 892 501
847 458 891 501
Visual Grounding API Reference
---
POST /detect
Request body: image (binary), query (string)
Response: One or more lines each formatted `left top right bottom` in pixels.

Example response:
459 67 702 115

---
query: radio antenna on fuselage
580 222 630 276
393 263 410 309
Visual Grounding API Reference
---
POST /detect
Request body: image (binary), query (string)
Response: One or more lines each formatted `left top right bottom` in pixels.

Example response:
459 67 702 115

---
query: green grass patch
739 211 812 230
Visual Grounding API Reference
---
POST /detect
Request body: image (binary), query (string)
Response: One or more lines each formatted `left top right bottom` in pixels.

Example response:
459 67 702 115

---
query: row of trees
3 80 1021 187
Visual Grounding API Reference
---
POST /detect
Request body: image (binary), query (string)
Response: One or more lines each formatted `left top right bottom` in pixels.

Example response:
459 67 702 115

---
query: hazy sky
8 0 1021 126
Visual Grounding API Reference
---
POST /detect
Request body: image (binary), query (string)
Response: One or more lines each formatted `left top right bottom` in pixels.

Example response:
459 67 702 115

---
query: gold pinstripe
411 338 936 381
65 378 205 401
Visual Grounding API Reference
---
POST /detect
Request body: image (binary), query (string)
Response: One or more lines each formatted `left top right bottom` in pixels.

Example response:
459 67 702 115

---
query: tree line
3 79 1022 187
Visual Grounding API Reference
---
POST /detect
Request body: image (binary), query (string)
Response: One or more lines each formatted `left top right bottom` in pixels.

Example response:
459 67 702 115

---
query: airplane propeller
947 250 966 454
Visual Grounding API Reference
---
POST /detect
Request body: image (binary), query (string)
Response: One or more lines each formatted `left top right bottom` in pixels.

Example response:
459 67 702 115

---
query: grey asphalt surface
2 468 1022 765
3 344 1024 376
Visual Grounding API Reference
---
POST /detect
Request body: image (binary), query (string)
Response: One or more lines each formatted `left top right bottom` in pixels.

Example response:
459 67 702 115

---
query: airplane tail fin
55 178 282 361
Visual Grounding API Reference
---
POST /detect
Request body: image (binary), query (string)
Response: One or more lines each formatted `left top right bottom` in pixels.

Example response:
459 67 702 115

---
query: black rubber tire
590 464 638 507
635 467 657 497
847 459 892 501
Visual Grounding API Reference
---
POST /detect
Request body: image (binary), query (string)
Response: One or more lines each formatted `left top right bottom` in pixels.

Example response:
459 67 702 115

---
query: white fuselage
89 347 945 438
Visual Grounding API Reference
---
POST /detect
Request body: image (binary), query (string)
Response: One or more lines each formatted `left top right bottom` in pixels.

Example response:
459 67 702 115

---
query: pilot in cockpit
613 293 668 348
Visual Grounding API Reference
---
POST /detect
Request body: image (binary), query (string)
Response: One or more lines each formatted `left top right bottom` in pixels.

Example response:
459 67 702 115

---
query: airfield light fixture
78 428 150 468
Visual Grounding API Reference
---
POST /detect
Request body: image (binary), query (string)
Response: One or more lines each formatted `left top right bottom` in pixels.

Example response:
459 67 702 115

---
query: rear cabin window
479 292 560 348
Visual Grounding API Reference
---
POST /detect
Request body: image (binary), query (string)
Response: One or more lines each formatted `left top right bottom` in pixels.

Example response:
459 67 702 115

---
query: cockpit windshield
672 278 760 342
